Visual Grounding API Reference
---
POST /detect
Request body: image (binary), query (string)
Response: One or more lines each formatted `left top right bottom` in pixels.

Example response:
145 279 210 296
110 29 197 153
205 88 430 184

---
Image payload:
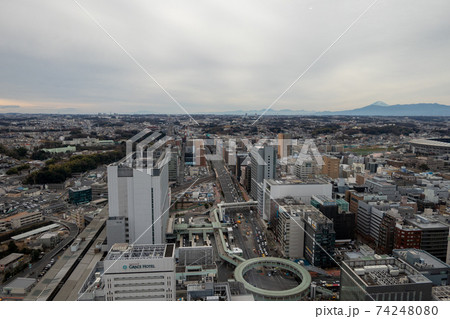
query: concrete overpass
217 201 257 220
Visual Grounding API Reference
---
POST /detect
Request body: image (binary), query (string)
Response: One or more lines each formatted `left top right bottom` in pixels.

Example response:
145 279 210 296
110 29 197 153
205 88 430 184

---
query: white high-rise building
250 145 277 216
107 149 170 246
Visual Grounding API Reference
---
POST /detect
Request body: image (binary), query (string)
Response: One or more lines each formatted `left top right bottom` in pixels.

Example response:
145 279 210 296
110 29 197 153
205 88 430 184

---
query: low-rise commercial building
176 246 217 284
187 282 231 301
38 232 60 248
366 177 399 200
2 277 36 295
0 211 43 231
69 186 92 204
0 253 24 273
41 146 76 154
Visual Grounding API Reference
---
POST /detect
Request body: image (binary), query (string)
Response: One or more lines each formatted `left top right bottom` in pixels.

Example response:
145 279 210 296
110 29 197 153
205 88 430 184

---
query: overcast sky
1 0 449 114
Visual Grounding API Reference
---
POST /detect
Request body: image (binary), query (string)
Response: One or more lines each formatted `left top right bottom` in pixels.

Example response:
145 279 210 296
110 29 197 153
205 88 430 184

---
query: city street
0 218 78 292
208 154 301 294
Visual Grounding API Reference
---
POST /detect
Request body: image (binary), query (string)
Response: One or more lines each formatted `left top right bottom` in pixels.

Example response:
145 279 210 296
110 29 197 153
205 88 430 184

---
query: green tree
6 167 18 175
31 249 41 262
31 150 50 161
16 147 28 158
8 241 18 253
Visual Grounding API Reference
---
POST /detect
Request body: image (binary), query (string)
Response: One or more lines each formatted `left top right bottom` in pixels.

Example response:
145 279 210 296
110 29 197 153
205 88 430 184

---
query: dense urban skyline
1 0 450 114
1 0 450 309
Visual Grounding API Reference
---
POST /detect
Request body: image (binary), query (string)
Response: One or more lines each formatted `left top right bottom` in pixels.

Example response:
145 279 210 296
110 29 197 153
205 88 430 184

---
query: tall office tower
377 210 399 254
277 133 292 161
235 152 248 181
272 198 305 259
185 139 206 167
194 139 206 167
294 159 319 179
356 201 391 243
340 256 433 301
168 146 180 183
250 145 277 216
184 143 195 166
321 155 340 179
107 146 170 246
303 206 336 268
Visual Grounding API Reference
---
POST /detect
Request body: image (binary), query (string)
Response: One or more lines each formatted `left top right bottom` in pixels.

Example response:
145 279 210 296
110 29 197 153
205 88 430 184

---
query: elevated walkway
234 257 311 301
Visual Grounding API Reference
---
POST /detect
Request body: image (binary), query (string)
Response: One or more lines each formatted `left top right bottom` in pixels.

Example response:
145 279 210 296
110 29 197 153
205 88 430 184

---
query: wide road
171 174 215 194
211 160 242 203
206 148 301 294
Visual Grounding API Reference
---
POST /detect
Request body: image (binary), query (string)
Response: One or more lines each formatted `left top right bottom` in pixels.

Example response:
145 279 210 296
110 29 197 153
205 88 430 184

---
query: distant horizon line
0 101 449 116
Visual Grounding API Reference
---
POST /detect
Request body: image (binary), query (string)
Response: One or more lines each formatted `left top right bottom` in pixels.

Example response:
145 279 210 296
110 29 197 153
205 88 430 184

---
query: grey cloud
0 105 20 109
0 0 449 114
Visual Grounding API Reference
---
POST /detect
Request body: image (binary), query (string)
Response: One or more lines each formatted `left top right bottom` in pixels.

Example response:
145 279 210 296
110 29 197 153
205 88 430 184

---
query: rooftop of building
311 194 335 205
343 257 432 287
366 178 396 186
393 249 450 270
3 277 36 289
106 243 174 261
406 215 449 230
69 185 91 192
304 206 333 224
277 197 325 220
177 246 215 266
187 282 232 301
0 253 24 265
11 223 60 241
432 285 450 301
266 177 329 186
395 223 421 231
279 205 305 219
39 231 59 239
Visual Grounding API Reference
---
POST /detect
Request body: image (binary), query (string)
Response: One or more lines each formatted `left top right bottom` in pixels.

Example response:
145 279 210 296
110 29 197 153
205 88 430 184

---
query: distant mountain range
207 101 450 116
320 102 450 116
